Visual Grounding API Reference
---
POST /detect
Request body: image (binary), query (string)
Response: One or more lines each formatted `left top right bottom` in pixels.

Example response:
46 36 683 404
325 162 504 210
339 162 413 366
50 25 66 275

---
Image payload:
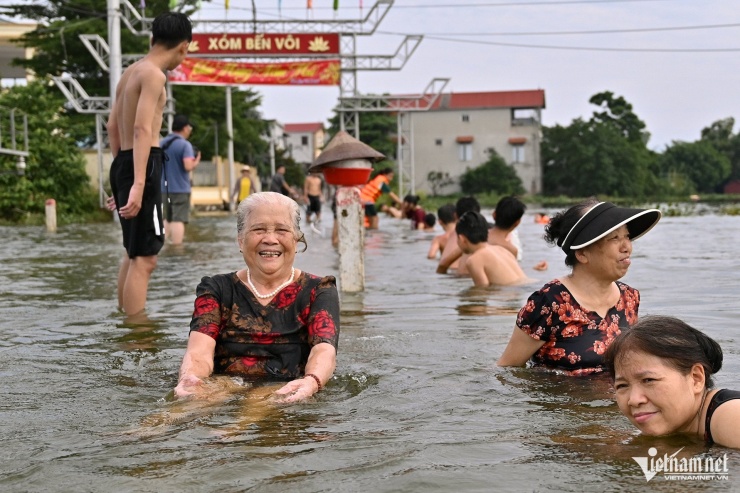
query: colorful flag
307 0 313 9
225 0 229 10
333 0 339 10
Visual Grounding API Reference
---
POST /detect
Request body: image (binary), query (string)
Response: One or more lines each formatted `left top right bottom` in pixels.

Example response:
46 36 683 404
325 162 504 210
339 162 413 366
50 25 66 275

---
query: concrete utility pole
107 0 121 106
310 131 384 293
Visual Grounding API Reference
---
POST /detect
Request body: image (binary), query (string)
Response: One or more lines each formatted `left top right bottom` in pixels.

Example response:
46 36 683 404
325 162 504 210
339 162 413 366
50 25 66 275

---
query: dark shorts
110 148 165 259
364 203 378 217
307 194 322 215
163 192 191 223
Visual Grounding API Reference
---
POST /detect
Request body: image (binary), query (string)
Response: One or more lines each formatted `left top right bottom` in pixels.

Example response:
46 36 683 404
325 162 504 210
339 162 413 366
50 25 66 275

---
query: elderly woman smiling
175 192 339 403
497 199 661 375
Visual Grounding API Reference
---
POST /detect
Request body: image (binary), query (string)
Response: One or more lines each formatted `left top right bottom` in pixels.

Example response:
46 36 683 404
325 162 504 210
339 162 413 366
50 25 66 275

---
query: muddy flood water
1 203 739 492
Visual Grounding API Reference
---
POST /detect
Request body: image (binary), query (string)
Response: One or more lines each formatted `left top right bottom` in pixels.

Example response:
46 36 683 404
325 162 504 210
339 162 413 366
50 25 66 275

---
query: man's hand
118 183 144 219
105 195 117 212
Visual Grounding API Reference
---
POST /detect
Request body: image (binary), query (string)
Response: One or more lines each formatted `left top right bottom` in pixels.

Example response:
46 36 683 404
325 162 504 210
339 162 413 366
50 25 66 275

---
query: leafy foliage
459 149 524 196
657 140 730 193
0 80 98 221
542 92 660 198
700 118 740 181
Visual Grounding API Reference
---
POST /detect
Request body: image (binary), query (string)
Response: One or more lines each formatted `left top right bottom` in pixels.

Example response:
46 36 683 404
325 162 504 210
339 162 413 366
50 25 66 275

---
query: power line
378 23 740 37
421 35 740 52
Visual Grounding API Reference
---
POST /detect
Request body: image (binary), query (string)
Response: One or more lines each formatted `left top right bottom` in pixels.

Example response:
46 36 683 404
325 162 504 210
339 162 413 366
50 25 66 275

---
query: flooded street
1 205 739 492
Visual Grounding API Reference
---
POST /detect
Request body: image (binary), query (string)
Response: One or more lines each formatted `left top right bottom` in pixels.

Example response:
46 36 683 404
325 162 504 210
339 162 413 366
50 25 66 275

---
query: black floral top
190 271 340 380
516 279 639 376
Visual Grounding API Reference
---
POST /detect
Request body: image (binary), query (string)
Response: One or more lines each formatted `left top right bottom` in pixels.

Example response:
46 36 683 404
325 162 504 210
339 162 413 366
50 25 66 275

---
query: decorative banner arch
168 58 340 86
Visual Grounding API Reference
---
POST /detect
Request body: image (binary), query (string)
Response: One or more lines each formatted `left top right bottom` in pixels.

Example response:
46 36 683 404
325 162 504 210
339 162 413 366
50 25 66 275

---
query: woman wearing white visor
498 199 661 376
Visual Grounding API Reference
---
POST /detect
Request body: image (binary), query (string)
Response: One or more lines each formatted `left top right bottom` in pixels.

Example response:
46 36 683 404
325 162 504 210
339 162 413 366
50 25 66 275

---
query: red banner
169 58 340 86
189 33 340 56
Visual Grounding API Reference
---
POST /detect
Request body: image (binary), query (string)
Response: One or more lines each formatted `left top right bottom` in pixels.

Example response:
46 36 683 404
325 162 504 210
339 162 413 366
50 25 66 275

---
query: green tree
170 85 267 165
700 118 740 181
0 80 98 221
589 91 649 144
459 148 524 196
658 140 730 193
542 92 659 197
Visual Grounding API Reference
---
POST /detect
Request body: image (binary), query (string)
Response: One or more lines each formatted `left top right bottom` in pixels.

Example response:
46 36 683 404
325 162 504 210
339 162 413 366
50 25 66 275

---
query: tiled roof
388 89 545 111
430 90 545 110
284 122 324 133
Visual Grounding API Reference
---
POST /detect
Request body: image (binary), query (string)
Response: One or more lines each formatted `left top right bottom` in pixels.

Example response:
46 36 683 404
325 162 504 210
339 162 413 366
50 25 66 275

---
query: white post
226 86 235 211
107 0 121 106
45 198 57 233
335 186 364 292
269 129 276 179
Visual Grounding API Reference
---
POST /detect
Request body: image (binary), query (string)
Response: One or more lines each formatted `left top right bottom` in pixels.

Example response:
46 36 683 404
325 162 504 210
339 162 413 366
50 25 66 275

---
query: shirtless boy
436 196 480 274
303 171 324 224
488 195 525 259
108 12 192 315
427 203 456 259
456 211 530 287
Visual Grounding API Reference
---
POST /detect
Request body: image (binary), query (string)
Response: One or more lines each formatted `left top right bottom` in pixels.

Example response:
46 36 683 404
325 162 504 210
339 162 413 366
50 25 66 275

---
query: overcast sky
197 0 737 150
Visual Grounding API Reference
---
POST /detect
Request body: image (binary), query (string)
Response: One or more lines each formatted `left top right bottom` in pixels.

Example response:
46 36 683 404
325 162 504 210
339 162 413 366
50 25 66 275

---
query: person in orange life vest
359 167 402 229
232 165 257 206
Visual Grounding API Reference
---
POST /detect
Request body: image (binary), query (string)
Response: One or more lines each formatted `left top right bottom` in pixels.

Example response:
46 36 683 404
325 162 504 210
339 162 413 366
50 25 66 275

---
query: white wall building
284 122 325 166
396 89 545 195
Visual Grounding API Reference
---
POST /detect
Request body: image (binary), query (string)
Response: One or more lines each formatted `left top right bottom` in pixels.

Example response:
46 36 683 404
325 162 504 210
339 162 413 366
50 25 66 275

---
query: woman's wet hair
455 211 489 244
236 192 307 251
604 315 723 388
544 198 599 267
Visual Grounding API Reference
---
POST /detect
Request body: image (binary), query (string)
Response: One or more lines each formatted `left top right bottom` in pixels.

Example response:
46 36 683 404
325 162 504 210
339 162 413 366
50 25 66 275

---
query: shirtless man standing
303 171 324 225
107 12 192 315
456 211 530 287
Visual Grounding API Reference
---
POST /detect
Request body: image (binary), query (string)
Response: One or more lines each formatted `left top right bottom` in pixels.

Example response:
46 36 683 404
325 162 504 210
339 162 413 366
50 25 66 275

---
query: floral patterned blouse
516 279 639 376
190 271 340 380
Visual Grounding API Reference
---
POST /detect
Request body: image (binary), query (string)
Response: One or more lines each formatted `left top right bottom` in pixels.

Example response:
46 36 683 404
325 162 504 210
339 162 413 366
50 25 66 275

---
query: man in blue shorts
160 114 201 245
108 12 192 315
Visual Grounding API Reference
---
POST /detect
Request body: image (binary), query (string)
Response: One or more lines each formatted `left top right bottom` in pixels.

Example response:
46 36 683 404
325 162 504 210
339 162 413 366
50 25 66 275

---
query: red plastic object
322 167 372 186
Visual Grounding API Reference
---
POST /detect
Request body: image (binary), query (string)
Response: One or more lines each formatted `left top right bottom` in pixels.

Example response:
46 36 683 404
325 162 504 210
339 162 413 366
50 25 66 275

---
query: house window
458 143 473 162
301 136 309 146
435 139 442 146
512 145 525 163
461 114 470 123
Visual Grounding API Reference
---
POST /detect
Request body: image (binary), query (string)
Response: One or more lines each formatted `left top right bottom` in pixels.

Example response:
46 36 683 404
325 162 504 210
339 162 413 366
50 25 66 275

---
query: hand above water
174 374 205 399
271 376 320 404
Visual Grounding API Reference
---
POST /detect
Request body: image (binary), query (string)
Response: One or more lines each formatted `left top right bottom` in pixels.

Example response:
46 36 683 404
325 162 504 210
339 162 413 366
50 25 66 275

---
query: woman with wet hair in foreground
605 315 740 448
